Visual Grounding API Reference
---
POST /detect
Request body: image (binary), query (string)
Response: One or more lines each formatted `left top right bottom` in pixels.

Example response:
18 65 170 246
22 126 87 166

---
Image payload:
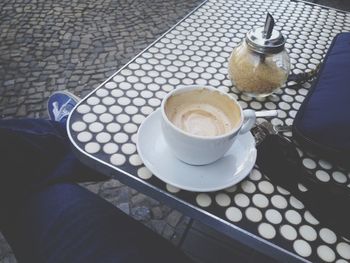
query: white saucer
136 109 257 192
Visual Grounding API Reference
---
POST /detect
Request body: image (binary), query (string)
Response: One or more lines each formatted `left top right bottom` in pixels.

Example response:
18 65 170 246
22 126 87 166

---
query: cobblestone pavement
0 0 202 261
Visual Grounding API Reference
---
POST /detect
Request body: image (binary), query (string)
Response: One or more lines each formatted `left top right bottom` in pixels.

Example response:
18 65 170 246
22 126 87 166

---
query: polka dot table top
68 0 350 262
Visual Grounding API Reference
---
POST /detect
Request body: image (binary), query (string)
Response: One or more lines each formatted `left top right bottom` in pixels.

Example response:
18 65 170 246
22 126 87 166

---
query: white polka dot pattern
280 225 297 241
246 207 262 222
166 184 181 193
285 210 302 225
320 228 337 244
336 243 350 260
226 207 242 222
196 193 212 207
215 193 231 207
85 142 100 154
317 245 336 262
271 195 288 209
103 143 118 154
299 225 317 242
252 194 269 208
234 193 250 207
68 0 350 261
110 153 126 166
96 132 111 143
294 240 312 257
137 167 152 179
265 209 282 225
129 154 143 166
258 223 276 239
72 121 86 132
77 131 92 143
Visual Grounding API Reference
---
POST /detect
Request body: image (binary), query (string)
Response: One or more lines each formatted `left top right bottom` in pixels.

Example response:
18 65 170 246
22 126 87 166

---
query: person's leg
0 91 107 209
0 92 107 234
3 182 193 263
0 118 107 207
0 91 193 262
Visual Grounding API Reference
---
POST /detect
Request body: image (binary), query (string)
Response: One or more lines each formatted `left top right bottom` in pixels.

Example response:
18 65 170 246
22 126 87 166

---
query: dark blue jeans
0 119 192 263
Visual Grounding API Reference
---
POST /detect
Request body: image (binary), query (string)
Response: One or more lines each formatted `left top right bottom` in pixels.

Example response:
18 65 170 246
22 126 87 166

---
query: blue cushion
293 33 350 165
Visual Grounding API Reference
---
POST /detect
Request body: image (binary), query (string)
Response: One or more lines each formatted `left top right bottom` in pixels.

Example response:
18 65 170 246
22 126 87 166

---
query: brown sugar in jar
228 14 290 97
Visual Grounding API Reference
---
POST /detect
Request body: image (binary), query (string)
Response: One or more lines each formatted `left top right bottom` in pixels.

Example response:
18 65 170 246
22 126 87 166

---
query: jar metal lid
246 27 285 54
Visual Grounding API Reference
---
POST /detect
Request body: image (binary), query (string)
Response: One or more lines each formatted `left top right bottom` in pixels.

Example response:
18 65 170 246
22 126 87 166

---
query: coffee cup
161 85 256 165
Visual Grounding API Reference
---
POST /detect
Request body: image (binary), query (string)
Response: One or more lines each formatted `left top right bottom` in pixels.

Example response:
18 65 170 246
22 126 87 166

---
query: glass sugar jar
228 14 290 97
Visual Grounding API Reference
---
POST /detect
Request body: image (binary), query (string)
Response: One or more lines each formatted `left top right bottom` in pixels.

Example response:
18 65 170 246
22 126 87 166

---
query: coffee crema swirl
169 103 233 137
165 89 241 137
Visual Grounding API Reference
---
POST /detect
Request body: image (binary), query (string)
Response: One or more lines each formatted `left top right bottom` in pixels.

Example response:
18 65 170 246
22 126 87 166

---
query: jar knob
246 13 285 54
263 13 274 39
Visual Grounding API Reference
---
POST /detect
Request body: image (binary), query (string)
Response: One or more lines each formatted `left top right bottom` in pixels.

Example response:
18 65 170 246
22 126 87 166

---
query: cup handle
240 109 256 134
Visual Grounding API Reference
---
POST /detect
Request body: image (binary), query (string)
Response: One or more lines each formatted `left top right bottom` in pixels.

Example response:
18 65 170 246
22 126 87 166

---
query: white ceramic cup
161 85 256 165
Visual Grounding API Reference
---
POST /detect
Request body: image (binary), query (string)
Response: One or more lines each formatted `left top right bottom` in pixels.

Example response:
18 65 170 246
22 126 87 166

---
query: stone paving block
101 179 123 189
167 210 183 227
131 192 160 207
116 202 130 214
151 206 163 219
80 181 103 194
16 104 26 117
162 224 176 241
99 185 130 205
131 206 152 222
171 216 191 246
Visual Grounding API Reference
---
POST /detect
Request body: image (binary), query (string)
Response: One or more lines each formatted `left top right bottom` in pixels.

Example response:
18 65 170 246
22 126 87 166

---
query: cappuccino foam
165 89 240 137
